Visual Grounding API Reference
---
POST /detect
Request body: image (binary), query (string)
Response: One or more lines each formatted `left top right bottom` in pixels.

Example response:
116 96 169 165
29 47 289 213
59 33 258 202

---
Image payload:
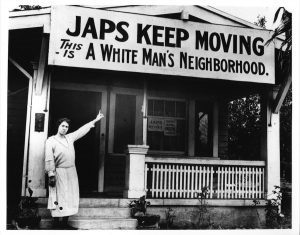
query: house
7 5 290 229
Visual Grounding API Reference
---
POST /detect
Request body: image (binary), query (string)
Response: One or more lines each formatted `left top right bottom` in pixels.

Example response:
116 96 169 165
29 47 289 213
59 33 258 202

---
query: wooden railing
145 157 265 199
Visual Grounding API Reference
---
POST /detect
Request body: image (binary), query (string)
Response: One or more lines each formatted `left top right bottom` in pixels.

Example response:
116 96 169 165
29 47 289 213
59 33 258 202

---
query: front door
49 88 105 193
105 89 140 194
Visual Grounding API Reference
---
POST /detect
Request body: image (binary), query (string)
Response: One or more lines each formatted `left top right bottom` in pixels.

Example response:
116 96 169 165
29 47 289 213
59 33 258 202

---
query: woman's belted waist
56 165 75 169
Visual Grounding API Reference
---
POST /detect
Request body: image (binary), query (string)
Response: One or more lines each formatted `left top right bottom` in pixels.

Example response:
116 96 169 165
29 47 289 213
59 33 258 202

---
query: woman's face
57 121 69 135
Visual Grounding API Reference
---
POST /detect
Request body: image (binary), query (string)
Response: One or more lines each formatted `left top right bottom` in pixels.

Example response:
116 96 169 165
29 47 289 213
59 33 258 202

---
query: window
147 99 186 152
195 101 213 156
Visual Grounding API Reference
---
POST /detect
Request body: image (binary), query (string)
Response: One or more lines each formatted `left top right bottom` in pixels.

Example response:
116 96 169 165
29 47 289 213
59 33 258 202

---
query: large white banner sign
48 6 275 84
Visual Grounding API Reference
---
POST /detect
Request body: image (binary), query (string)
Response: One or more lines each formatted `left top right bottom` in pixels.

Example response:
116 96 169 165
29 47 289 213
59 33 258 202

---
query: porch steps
38 198 138 230
38 207 132 218
39 217 138 230
69 217 137 230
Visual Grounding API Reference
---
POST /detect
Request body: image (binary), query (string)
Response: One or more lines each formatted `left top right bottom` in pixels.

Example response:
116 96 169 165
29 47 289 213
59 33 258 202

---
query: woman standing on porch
45 110 104 229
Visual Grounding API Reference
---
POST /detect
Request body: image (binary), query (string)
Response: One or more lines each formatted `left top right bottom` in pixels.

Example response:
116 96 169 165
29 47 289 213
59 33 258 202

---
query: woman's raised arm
68 110 104 142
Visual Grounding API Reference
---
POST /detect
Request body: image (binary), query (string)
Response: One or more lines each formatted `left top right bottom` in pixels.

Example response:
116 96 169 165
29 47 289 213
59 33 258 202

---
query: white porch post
142 79 148 145
26 36 51 197
123 145 149 198
261 88 280 199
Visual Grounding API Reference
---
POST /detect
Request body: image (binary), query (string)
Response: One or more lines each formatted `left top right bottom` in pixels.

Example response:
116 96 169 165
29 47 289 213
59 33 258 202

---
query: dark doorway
49 88 101 192
195 101 213 157
113 94 136 153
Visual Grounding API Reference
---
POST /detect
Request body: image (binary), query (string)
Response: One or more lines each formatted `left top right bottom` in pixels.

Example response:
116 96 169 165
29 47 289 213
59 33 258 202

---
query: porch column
124 145 149 198
261 87 280 199
26 36 51 197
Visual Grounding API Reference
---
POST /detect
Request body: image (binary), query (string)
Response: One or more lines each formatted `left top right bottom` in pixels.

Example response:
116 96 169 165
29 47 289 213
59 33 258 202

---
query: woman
45 110 104 229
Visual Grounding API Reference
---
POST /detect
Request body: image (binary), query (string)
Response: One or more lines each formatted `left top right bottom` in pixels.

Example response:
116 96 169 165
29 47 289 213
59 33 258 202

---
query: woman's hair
56 117 71 130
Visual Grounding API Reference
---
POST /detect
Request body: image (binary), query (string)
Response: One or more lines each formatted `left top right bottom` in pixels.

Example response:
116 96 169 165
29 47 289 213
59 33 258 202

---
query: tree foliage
228 95 261 160
18 5 42 10
254 15 267 29
266 7 292 75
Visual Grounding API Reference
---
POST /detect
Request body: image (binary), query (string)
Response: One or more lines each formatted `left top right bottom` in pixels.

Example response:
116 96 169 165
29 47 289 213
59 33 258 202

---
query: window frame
146 96 188 155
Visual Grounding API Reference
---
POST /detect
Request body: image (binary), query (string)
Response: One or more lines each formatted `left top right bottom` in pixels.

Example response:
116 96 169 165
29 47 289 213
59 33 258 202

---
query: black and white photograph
1 0 299 234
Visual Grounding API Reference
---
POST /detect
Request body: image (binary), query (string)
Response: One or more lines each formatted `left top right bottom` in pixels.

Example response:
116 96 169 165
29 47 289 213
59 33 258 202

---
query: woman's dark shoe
61 224 77 230
52 219 61 230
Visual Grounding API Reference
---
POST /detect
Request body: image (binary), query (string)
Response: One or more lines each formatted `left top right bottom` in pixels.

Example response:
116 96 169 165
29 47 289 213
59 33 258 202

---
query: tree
266 7 292 75
12 5 42 11
19 5 42 10
254 15 267 28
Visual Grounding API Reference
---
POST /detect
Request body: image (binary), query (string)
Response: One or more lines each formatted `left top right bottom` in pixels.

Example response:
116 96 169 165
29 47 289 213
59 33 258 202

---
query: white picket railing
145 157 265 199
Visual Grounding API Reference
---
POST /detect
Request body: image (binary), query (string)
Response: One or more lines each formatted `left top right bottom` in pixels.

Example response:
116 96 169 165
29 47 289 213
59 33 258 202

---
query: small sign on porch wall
148 117 164 132
147 117 177 136
164 119 177 136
